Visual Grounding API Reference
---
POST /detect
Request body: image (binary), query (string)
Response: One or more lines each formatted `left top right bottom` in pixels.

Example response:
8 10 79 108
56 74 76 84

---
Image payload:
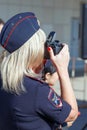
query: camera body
44 31 63 59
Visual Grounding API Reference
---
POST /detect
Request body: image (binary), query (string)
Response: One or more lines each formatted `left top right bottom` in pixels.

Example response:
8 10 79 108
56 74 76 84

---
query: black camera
44 31 63 59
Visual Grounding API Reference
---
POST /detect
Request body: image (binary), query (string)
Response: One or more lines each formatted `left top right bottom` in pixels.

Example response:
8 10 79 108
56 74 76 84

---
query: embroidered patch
48 89 62 108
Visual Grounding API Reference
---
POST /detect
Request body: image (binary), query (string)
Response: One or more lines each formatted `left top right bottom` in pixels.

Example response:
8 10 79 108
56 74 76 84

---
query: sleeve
35 84 71 124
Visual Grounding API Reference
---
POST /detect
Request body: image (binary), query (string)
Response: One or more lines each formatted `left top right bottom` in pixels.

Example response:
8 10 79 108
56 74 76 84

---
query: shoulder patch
48 89 63 108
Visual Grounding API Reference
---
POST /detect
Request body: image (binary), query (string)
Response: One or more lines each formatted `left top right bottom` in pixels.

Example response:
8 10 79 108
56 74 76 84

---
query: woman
0 12 78 130
42 59 58 87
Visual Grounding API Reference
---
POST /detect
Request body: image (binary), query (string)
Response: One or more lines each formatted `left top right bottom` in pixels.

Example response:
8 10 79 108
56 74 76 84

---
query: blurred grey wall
0 0 87 54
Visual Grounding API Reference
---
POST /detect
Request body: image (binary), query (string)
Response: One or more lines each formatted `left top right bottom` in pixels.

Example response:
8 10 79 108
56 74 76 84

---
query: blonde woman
0 12 78 130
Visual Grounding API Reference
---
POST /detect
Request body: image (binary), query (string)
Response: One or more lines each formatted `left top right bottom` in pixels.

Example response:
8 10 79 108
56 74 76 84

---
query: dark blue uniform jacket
0 76 71 130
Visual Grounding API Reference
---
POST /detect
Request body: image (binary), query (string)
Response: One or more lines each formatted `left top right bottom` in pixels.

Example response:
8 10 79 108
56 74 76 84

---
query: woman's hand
47 44 70 72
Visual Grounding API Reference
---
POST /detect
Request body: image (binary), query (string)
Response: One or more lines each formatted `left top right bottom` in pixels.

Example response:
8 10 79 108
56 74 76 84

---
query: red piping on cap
3 15 36 48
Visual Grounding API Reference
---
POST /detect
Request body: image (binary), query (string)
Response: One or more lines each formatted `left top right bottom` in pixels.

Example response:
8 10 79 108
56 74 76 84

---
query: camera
44 31 63 59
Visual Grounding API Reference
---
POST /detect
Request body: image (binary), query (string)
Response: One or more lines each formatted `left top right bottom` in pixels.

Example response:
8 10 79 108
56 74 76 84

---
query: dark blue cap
0 12 40 53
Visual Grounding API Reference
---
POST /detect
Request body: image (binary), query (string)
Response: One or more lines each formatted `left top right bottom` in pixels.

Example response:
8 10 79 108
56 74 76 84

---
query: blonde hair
0 29 46 94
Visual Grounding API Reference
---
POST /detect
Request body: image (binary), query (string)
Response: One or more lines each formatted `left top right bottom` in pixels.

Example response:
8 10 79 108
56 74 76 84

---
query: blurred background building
0 0 87 129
